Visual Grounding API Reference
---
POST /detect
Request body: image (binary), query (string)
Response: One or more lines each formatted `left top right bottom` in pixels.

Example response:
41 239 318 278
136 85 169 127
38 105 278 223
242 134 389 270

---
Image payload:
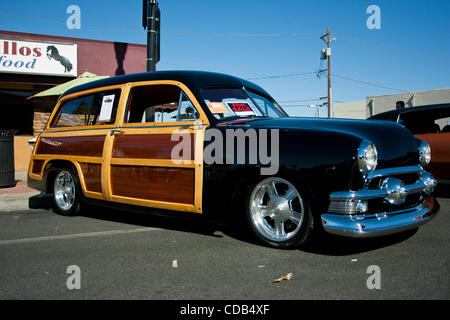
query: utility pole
143 0 160 72
320 28 333 118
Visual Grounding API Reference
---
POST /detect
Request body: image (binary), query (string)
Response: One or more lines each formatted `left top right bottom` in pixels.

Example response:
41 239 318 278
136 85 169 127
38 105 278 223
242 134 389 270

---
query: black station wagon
28 71 440 249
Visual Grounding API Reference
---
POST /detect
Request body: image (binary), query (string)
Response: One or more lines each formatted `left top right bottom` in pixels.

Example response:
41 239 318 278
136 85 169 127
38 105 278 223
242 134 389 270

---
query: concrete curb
0 192 40 199
0 169 45 211
0 193 52 212
0 197 31 211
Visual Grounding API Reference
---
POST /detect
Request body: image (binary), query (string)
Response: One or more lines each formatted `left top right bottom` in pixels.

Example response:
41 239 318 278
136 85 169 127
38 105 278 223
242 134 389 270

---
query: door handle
110 129 124 136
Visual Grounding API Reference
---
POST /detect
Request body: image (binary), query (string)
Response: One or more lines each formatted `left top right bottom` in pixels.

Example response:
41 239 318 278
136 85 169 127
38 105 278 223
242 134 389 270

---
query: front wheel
52 169 81 216
246 177 314 249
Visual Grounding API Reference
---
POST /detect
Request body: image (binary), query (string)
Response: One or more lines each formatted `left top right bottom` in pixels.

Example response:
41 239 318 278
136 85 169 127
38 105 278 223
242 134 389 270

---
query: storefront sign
0 39 77 77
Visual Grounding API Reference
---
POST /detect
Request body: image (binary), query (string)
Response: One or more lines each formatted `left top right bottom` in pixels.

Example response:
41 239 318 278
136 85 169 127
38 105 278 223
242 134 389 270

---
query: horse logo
46 45 73 73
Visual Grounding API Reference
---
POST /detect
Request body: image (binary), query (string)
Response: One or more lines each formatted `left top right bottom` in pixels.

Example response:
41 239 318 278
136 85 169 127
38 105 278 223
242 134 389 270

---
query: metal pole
147 0 157 72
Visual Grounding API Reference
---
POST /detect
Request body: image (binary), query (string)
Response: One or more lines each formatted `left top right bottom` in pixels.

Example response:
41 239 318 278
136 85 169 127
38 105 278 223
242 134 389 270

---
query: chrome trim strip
330 190 386 201
330 166 427 202
366 165 422 180
45 122 206 133
45 127 116 133
330 179 426 201
124 123 205 129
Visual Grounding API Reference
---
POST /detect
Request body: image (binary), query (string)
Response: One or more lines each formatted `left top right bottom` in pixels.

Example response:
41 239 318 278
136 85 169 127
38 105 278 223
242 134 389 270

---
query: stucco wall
13 136 33 170
366 88 450 118
333 100 366 119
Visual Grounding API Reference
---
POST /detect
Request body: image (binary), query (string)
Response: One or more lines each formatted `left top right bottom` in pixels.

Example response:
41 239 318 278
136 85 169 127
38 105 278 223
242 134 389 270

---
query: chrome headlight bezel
419 140 431 167
357 140 378 174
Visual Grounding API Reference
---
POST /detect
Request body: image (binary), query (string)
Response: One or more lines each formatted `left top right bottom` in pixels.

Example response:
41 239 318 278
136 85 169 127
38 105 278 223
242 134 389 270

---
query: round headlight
419 140 431 167
357 140 378 174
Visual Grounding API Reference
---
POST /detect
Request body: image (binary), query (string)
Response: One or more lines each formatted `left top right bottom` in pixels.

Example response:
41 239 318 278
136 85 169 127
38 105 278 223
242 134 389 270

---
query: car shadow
80 205 226 239
29 193 53 210
299 228 418 256
223 226 418 255
28 193 418 255
28 193 225 239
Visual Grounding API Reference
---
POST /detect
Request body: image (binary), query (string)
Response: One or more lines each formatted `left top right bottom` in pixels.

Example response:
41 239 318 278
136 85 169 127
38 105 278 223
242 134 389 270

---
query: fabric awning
28 71 109 99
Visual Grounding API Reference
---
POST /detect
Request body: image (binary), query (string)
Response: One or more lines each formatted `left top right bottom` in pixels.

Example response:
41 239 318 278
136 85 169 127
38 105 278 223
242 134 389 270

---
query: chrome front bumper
321 166 440 238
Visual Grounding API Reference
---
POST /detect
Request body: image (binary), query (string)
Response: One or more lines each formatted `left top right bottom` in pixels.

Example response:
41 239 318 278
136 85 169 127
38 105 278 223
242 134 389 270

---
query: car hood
221 117 420 166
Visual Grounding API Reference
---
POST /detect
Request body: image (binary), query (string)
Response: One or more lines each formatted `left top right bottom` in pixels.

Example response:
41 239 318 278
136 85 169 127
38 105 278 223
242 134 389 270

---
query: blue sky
1 0 449 116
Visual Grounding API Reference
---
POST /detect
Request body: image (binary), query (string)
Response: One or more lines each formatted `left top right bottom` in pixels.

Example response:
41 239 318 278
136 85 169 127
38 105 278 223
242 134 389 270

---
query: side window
177 93 199 121
51 95 93 128
401 115 450 134
126 85 199 124
51 89 120 128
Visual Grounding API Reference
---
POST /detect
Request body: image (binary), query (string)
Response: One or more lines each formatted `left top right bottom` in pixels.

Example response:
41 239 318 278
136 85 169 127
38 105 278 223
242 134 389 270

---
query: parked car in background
28 71 440 249
369 104 450 185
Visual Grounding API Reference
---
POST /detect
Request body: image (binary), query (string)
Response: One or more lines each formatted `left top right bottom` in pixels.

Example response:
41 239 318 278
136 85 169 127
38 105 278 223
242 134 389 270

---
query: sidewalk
0 169 42 211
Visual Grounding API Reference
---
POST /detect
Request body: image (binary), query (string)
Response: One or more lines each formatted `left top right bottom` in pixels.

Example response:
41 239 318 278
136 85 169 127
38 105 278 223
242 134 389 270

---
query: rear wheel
52 168 81 216
246 177 313 249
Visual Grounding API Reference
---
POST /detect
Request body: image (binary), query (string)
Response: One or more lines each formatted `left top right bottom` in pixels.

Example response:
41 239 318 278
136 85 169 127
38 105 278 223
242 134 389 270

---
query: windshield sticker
226 102 256 116
206 102 229 114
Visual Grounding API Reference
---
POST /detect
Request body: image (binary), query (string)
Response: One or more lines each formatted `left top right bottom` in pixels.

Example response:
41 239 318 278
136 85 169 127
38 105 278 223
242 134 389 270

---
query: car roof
369 103 450 122
60 70 272 99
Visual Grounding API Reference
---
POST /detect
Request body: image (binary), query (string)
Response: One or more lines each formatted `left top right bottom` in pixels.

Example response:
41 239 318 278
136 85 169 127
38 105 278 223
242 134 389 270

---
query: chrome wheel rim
54 171 76 211
249 178 304 242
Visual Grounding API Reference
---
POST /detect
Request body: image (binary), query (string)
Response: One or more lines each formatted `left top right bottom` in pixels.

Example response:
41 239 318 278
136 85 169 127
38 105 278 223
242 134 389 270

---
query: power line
245 68 409 95
248 70 408 93
0 8 417 96
278 98 322 103
335 34 450 63
332 73 408 92
168 31 321 38
0 11 144 33
282 100 342 107
1 6 446 64
246 71 315 80
245 67 408 94
282 105 324 107
0 10 321 38
281 98 345 104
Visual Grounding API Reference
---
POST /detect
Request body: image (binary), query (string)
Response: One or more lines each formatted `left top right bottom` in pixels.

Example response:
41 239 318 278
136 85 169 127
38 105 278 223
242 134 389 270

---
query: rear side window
125 85 199 123
51 89 121 128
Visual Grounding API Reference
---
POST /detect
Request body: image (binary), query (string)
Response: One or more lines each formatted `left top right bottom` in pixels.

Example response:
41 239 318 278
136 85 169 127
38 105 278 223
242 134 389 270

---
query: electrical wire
335 34 450 63
0 11 321 38
168 31 321 38
0 11 143 33
331 74 408 92
0 8 421 99
246 71 316 80
1 6 446 63
278 99 322 103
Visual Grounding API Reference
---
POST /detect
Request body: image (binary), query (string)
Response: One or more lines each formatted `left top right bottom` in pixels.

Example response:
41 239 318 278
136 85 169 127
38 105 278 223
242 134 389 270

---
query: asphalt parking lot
0 193 448 300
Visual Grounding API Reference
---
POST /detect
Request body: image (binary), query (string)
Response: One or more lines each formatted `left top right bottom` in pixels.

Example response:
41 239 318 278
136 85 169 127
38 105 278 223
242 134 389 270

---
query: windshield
200 88 287 120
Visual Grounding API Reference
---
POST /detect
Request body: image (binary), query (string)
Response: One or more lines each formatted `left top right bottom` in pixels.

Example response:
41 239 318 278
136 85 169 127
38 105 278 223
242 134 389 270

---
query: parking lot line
0 227 160 246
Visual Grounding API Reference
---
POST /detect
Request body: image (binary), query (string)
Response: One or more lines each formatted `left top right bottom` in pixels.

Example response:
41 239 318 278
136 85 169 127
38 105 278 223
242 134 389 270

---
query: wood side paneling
110 166 194 204
32 160 45 175
79 162 102 193
36 136 105 157
112 134 194 160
